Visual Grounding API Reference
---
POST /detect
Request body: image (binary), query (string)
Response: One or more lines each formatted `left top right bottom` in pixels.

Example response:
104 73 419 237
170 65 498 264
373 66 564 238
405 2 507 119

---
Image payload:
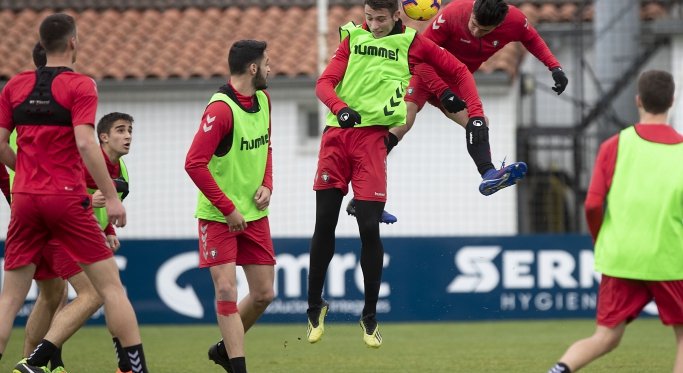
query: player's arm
585 134 619 242
410 35 484 118
512 8 567 94
255 92 273 211
184 102 237 216
0 164 9 205
315 38 362 128
316 39 351 116
0 84 17 171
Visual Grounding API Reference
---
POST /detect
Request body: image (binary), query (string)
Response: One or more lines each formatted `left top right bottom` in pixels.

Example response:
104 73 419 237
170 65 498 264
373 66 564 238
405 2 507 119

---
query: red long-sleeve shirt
316 20 484 118
417 0 562 98
185 82 273 217
585 124 683 242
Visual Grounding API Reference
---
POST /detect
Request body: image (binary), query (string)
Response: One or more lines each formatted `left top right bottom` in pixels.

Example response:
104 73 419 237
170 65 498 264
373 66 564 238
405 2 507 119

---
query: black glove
551 67 568 95
337 107 361 129
465 116 488 147
439 88 467 113
5 195 10 206
385 132 399 154
113 177 129 201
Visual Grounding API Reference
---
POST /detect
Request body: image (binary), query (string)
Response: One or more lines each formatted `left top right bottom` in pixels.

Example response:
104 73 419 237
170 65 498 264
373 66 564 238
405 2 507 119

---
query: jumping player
308 0 488 349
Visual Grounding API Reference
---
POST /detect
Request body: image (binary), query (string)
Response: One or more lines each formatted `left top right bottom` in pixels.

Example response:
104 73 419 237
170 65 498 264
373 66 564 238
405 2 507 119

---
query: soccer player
345 0 558 219
0 13 149 373
547 70 683 373
185 40 275 373
308 0 487 349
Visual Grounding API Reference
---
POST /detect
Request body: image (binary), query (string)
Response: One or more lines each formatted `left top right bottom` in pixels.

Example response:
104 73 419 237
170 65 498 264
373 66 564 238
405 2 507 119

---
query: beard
252 67 268 90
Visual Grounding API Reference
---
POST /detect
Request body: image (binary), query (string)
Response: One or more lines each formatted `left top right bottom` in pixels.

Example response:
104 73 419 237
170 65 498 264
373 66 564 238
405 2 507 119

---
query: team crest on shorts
322 172 329 183
492 40 499 48
210 248 218 259
407 87 414 95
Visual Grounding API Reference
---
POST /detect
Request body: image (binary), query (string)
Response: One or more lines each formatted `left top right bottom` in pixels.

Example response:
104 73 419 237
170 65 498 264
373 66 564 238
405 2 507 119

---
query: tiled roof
0 2 673 82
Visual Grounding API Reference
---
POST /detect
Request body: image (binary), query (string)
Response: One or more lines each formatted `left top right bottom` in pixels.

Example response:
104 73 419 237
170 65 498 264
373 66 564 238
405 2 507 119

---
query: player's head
364 0 400 39
32 41 47 68
228 40 269 90
39 13 78 64
469 0 509 37
97 112 133 157
636 70 674 116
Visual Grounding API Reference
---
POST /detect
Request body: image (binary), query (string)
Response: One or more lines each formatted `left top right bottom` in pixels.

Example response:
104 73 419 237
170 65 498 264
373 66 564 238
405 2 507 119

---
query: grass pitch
0 318 675 372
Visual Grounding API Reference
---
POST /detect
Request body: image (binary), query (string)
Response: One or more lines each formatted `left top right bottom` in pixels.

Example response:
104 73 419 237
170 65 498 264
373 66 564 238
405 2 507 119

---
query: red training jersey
317 20 484 118
0 70 98 195
185 82 274 217
585 124 683 242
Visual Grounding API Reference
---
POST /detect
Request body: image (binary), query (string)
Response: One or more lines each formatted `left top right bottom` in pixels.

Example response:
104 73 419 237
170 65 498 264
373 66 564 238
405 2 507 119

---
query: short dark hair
97 112 134 144
33 41 47 68
228 40 267 76
39 13 77 55
473 0 509 27
637 70 675 115
365 0 399 14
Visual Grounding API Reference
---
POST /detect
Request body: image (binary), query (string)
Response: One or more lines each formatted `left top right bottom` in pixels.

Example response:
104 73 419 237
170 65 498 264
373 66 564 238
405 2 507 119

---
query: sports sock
113 337 132 372
307 275 326 308
216 339 228 358
49 347 64 369
308 189 344 309
362 281 381 317
27 339 58 367
123 344 148 373
548 362 572 373
230 356 247 373
466 139 495 176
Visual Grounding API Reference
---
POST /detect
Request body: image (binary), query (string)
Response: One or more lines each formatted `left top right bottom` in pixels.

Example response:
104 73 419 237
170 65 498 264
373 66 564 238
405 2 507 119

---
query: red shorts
405 74 464 112
33 239 83 281
198 217 276 268
597 274 683 327
313 126 388 202
4 194 113 271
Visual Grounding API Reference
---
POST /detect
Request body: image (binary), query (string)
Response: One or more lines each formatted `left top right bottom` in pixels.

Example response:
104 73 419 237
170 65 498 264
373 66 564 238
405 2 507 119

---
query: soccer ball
402 0 442 21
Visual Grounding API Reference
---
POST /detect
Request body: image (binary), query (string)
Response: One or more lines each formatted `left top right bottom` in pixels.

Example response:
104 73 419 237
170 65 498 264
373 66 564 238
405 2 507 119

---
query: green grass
0 319 675 372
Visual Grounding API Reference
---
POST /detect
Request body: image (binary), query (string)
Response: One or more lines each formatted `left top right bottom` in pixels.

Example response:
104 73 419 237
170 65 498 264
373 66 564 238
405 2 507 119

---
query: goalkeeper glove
551 67 568 95
439 88 467 113
386 132 399 154
465 116 488 146
337 107 361 129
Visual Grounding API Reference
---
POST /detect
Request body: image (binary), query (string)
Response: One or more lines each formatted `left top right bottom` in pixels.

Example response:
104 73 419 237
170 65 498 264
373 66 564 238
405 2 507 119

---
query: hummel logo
203 123 213 132
432 14 445 30
201 233 208 242
473 119 483 127
201 224 208 233
207 115 216 123
340 113 349 121
460 38 471 43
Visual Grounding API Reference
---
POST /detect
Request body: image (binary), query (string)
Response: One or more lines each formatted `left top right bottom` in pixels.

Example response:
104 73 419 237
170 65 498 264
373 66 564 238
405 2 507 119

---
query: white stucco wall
0 79 519 239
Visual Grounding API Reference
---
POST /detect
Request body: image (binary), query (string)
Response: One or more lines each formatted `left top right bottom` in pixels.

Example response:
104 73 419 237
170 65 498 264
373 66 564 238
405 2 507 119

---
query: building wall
0 79 519 239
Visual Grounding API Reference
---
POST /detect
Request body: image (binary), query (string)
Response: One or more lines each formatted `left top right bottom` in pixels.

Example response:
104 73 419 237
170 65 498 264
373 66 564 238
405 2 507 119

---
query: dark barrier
0 236 658 325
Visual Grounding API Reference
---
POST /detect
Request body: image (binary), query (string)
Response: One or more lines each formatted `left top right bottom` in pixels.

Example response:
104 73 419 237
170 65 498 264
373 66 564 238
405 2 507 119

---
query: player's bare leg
238 264 274 332
555 322 626 372
674 325 683 373
23 278 66 356
38 270 104 347
211 262 246 373
80 258 141 344
0 264 36 355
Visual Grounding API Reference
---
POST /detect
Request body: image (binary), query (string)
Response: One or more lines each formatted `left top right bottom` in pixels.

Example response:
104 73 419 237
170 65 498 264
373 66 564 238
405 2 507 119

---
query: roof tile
0 3 675 81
